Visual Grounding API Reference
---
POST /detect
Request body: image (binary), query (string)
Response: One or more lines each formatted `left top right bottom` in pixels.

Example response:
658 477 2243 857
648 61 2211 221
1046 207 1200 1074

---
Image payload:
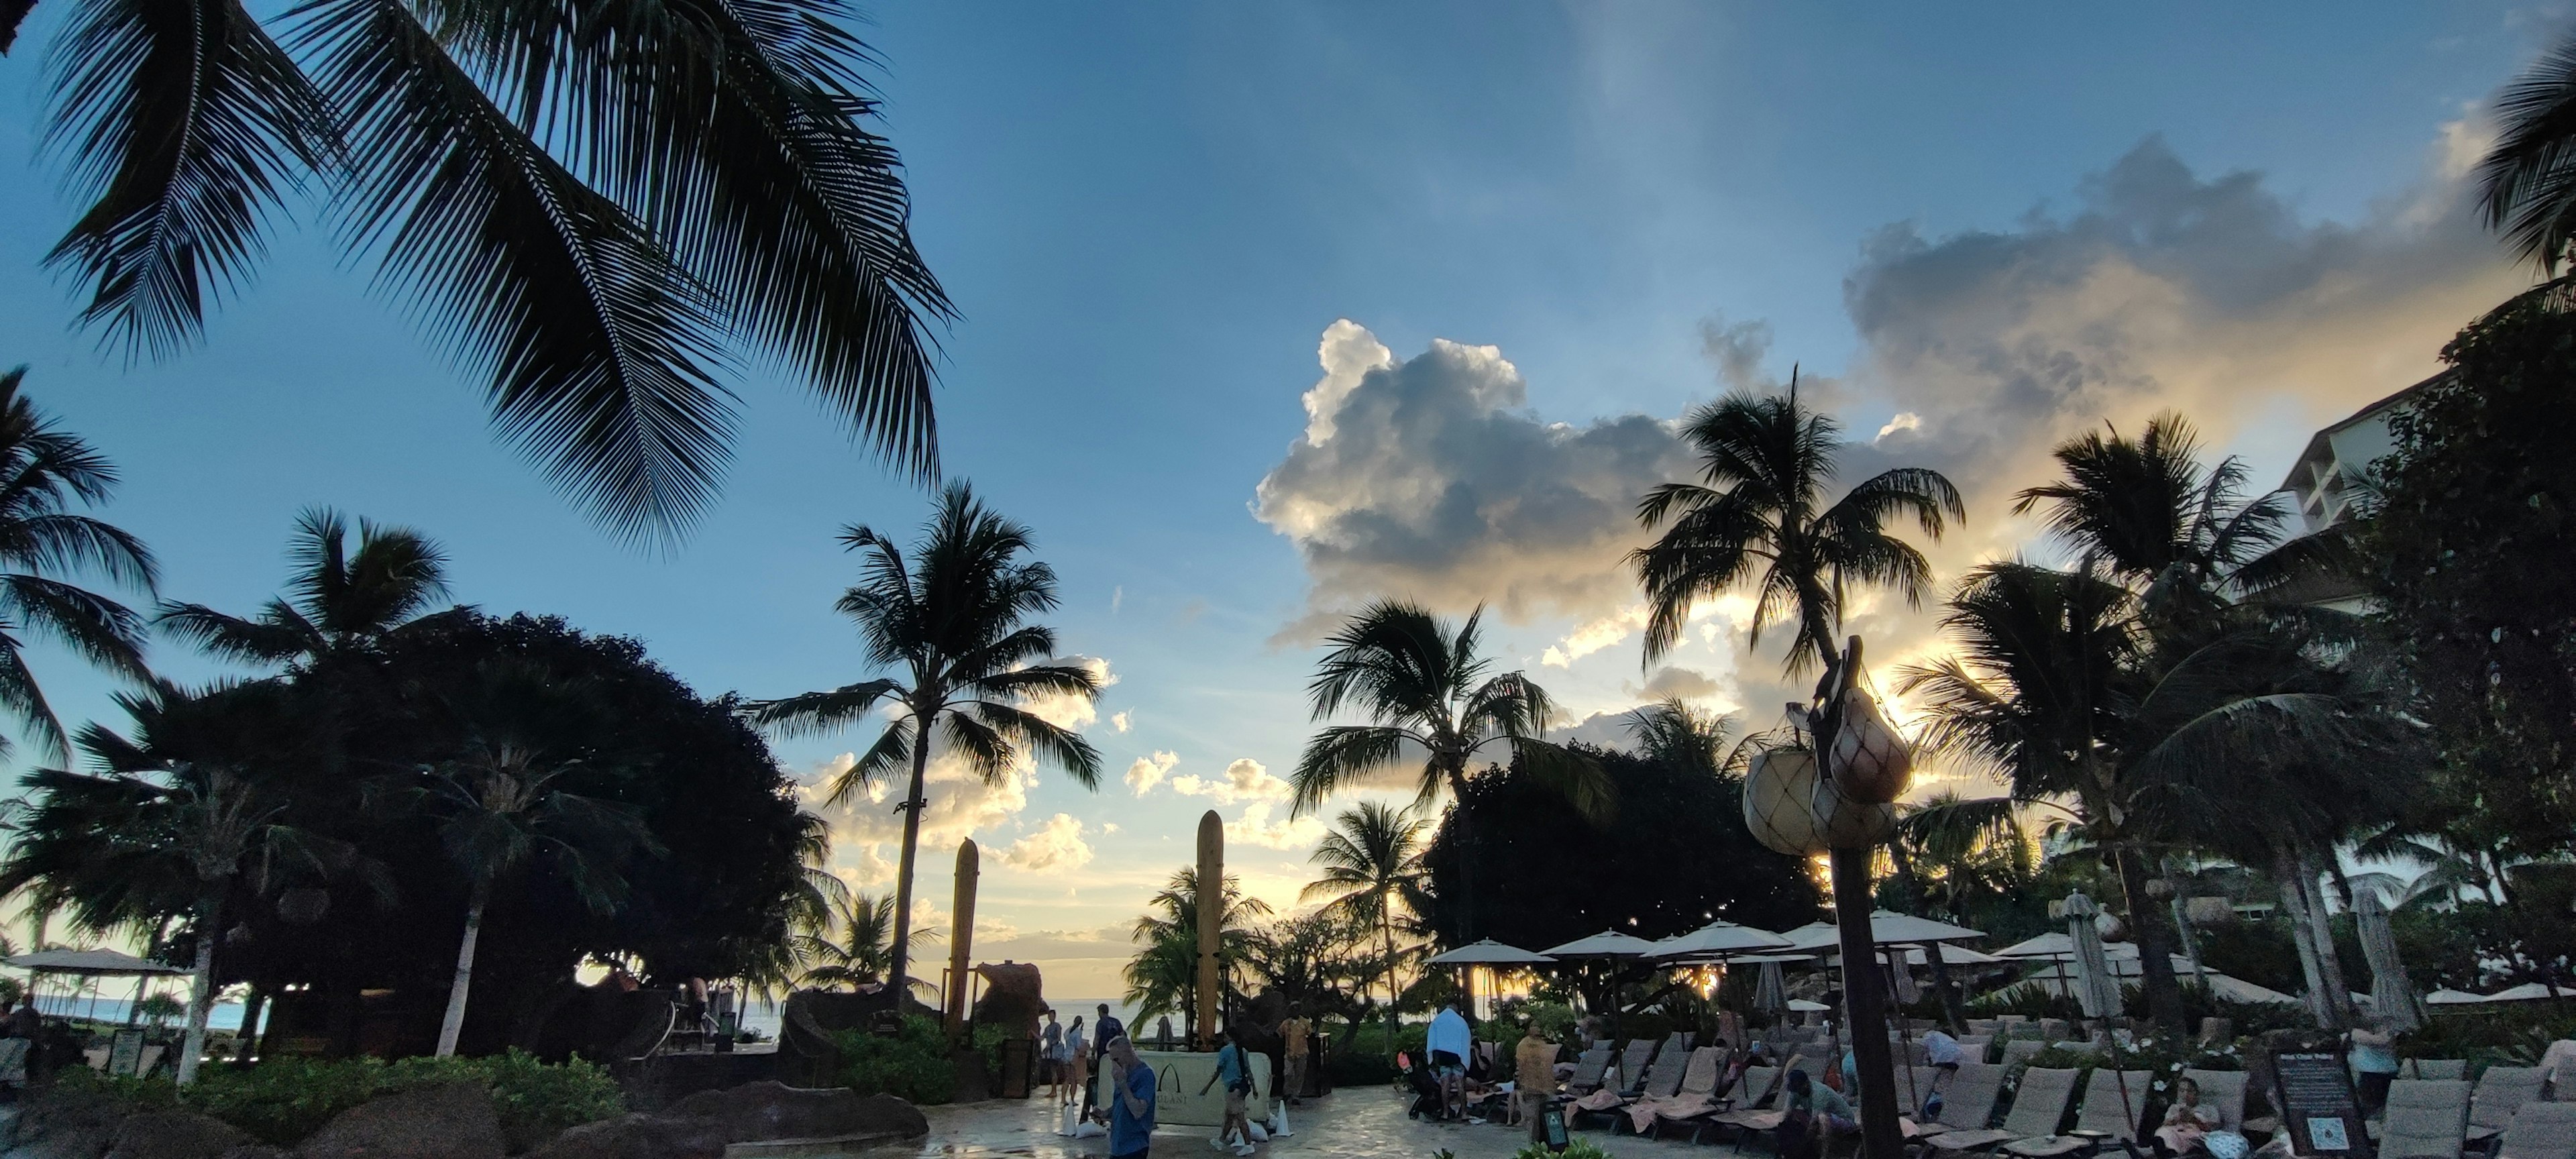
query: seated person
2155 1077 2220 1157
1779 1068 1856 1159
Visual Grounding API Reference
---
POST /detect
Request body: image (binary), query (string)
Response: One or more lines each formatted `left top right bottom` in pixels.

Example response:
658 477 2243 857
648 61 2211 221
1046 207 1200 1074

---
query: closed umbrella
2064 892 2135 1130
1755 960 1788 1017
2355 888 2422 1032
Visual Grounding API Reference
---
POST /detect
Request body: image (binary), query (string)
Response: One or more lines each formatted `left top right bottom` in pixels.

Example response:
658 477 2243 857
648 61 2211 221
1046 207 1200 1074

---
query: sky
0 3 2559 997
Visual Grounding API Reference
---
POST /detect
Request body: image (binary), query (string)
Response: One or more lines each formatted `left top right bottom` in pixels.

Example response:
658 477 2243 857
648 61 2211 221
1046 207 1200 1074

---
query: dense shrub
1515 1140 1613 1159
65 1050 623 1150
832 1015 956 1105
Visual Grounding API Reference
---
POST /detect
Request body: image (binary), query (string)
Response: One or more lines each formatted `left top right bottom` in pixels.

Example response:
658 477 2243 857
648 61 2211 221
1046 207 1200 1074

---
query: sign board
106 1029 145 1077
1542 1103 1570 1151
2268 1049 2371 1159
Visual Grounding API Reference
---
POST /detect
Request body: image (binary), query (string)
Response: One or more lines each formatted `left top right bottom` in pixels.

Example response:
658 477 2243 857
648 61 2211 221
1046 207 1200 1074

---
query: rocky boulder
5 1083 138 1159
293 1084 502 1159
659 1081 925 1143
101 1112 249 1159
516 1115 727 1159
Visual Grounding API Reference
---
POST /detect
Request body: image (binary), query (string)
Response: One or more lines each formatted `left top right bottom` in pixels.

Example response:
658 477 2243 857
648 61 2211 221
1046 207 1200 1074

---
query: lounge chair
1957 1036 1994 1064
1908 1062 2007 1141
1929 1066 2080 1151
1564 1047 1615 1097
2495 1101 2576 1159
2412 1060 2469 1081
1640 1043 1693 1100
2000 1069 2149 1158
2473 1066 2551 1142
2380 1079 2473 1159
2039 1019 2072 1042
1709 1055 1808 1138
1643 1047 1732 1138
2181 1068 2249 1136
2003 1039 2047 1068
1615 1037 1660 1095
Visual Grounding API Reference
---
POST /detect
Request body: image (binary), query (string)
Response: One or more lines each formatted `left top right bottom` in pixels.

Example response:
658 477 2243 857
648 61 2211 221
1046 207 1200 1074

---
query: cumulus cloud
1124 750 1178 796
1018 655 1116 730
1002 813 1096 872
1111 710 1132 732
1629 665 1722 703
1170 758 1293 804
1252 322 1697 639
1224 801 1330 850
1542 605 1652 667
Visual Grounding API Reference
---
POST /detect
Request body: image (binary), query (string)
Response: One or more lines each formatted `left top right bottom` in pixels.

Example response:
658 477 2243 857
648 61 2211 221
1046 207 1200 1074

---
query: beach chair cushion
1566 1047 1614 1095
2497 1101 2576 1159
2476 1066 2551 1136
1617 1038 1658 1093
2002 1039 2045 1068
2412 1060 2468 1081
2067 1070 2151 1144
2381 1079 2473 1159
1642 1046 1691 1099
1932 1067 2079 1152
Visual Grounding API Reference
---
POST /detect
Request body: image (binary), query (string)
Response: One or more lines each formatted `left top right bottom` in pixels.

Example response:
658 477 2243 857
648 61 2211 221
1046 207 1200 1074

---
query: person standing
1514 1019 1559 1142
1277 1003 1311 1106
1041 1011 1066 1105
1086 1002 1126 1121
1197 1026 1256 1156
1106 1035 1157 1159
1065 1016 1089 1109
2349 1017 2400 1116
1426 1001 1472 1121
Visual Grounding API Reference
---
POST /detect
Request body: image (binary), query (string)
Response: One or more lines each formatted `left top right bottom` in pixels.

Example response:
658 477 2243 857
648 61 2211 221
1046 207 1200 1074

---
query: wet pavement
868 1087 1748 1158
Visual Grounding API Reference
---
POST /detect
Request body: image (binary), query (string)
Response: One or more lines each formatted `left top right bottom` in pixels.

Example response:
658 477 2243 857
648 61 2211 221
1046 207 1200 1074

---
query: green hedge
68 1050 624 1150
830 1015 955 1105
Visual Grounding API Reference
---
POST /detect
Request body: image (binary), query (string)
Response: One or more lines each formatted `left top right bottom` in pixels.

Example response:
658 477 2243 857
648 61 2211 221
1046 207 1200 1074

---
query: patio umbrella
2063 892 2136 1132
1754 960 1788 1017
1781 912 1985 952
1650 920 1792 960
2425 988 2487 1005
1542 930 1660 1038
2355 888 2422 1031
1426 940 1555 965
2481 982 2565 1002
5 948 186 1022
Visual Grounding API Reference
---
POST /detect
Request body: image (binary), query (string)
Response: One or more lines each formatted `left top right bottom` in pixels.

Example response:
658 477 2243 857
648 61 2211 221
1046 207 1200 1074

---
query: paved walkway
868 1087 1740 1158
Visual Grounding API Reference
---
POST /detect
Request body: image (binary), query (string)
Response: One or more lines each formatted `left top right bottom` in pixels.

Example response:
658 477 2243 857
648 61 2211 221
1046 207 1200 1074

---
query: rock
102 1113 248 1159
5 1084 135 1159
293 1084 502 1159
659 1082 925 1142
517 1115 727 1159
215 1148 288 1159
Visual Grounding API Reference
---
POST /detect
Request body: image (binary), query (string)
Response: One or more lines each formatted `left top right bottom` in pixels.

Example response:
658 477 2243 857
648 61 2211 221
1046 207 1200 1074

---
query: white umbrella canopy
2481 982 2565 1002
2425 988 2486 1006
1782 912 1986 952
2355 888 2423 1031
1542 930 1662 958
1427 940 1556 966
3 949 184 976
1786 998 1831 1012
1994 932 2079 960
1651 920 1792 960
2064 893 2124 1020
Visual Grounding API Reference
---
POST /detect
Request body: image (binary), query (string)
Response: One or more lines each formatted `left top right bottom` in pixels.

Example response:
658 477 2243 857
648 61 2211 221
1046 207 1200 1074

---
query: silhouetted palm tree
795 891 928 990
1633 389 1962 673
2481 34 2576 273
1624 698 1763 779
748 484 1102 999
1124 867 1269 1040
13 0 952 539
0 368 157 761
1301 802 1428 1013
160 507 457 667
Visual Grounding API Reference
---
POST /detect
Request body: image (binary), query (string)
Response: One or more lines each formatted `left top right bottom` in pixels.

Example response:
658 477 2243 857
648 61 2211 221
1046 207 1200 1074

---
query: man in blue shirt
1104 1035 1155 1159
1085 1002 1127 1121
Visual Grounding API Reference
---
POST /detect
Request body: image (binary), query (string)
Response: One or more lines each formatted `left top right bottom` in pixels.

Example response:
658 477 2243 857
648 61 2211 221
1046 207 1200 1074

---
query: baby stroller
1397 1051 1444 1120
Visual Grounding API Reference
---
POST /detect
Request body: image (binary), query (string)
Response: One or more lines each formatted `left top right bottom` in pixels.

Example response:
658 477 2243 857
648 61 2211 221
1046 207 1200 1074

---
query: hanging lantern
1745 747 1829 857
1809 765 1897 849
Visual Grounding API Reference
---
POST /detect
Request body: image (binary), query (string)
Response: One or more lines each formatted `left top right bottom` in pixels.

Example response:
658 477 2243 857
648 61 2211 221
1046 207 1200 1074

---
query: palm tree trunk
1446 766 1477 945
436 879 492 1057
2110 845 2187 1034
1381 907 1401 1051
887 714 936 1009
2273 844 2341 1030
2297 848 2355 1022
233 987 266 1062
175 889 225 1085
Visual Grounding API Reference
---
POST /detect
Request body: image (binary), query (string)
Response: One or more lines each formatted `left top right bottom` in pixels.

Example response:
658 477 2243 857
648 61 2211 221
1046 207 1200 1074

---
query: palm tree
1301 802 1429 1018
795 891 928 990
748 484 1103 1000
1625 698 1763 780
158 507 456 668
397 661 656 1056
0 680 373 1083
15 0 952 540
1124 867 1270 1040
0 368 158 761
2480 34 2576 274
1632 388 1963 674
1289 600 1608 945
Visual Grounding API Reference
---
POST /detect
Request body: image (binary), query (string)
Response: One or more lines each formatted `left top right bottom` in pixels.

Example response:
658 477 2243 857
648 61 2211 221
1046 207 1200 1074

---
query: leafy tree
1418 742 1821 962
0 368 157 761
1288 600 1608 944
795 891 926 989
1632 388 1962 674
16 0 952 539
1300 802 1428 1015
748 483 1103 1003
392 661 657 1056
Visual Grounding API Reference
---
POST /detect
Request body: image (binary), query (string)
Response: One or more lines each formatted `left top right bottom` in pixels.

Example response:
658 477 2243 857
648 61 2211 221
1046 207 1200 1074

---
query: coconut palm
2480 34 2576 273
1301 802 1428 1015
1625 698 1764 780
747 484 1102 999
397 661 655 1056
0 679 374 1083
158 507 456 667
15 0 951 540
1632 388 1963 673
1124 866 1270 1040
0 368 157 761
794 891 928 990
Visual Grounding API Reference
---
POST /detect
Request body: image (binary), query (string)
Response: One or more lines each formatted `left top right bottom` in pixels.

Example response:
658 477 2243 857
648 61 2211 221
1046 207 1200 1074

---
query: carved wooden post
946 839 978 1041
1196 810 1223 1050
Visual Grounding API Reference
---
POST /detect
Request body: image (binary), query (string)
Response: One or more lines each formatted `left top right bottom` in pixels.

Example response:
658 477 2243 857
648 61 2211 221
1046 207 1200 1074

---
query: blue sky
0 3 2552 994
